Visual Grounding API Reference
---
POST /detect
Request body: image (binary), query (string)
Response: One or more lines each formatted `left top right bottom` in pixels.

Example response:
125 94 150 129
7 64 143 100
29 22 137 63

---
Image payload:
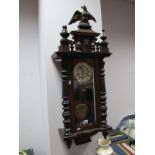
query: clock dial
73 62 92 82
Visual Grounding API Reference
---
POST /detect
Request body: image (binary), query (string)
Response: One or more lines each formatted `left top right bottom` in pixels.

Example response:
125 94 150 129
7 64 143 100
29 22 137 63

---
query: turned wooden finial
59 25 70 52
100 29 107 42
100 29 109 53
60 25 70 39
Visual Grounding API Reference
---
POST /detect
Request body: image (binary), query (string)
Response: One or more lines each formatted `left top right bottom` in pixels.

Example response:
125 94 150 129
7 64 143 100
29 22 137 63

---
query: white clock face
73 62 92 82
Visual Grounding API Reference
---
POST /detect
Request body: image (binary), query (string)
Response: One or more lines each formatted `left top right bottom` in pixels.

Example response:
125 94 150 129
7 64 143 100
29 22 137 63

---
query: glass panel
73 62 96 130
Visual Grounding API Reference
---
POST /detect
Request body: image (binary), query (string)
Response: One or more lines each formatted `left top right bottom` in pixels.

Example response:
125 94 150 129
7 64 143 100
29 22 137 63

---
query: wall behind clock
101 0 135 127
19 0 51 155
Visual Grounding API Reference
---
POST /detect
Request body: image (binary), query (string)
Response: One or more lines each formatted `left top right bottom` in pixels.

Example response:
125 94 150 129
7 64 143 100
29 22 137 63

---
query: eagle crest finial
68 6 96 29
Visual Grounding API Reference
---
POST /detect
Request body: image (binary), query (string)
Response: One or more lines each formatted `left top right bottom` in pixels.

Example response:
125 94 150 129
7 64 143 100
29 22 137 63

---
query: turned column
61 60 72 148
99 59 108 137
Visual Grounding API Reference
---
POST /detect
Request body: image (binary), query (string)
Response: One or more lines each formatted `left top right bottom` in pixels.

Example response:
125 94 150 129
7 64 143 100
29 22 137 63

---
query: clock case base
58 126 117 148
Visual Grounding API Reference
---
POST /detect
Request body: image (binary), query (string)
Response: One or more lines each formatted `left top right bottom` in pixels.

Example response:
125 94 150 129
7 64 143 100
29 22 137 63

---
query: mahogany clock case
51 6 115 148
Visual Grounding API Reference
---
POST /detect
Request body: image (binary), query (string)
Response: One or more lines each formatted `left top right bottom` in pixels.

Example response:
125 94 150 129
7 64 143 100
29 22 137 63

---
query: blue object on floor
116 114 135 130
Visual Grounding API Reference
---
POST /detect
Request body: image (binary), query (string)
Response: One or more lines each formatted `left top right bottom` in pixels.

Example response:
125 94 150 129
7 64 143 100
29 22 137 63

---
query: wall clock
52 6 115 148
